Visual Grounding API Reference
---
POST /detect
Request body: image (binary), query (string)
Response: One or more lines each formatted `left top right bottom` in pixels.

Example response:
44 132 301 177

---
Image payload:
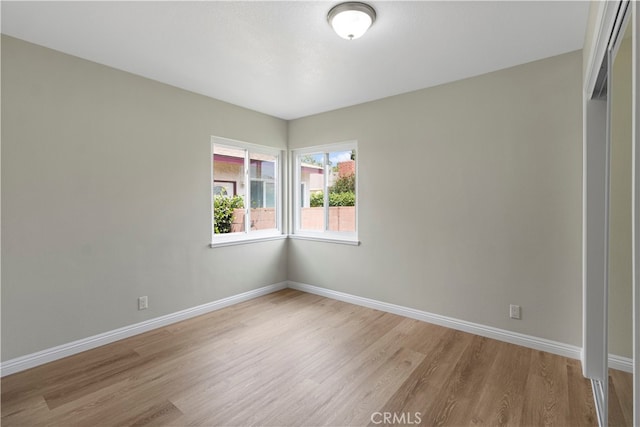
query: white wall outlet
138 296 148 310
509 304 521 319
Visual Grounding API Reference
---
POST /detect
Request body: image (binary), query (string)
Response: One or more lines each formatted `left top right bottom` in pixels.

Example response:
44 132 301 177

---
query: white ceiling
1 1 589 120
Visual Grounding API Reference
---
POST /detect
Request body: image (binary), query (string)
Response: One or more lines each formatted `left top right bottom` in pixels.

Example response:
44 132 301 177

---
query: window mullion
274 152 281 233
244 149 250 234
324 153 329 232
295 155 301 231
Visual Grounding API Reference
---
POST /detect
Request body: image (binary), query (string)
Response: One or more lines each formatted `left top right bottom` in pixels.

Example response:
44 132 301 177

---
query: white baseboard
3 280 629 378
287 281 582 360
0 282 287 377
609 354 633 372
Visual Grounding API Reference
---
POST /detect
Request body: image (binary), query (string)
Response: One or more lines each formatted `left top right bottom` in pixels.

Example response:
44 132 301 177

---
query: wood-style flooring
1 289 601 426
610 368 634 426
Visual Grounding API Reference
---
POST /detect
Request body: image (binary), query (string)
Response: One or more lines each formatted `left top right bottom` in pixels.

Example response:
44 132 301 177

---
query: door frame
583 1 637 425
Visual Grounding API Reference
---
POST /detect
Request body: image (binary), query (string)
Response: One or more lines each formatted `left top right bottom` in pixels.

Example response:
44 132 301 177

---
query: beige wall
608 34 633 359
288 51 583 346
2 35 587 361
1 36 288 361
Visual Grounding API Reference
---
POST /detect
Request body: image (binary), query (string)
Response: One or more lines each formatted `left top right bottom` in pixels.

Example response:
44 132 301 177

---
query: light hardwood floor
2 289 601 426
609 368 634 426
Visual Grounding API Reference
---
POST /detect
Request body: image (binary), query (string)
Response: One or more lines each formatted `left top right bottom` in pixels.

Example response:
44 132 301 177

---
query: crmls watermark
370 412 422 425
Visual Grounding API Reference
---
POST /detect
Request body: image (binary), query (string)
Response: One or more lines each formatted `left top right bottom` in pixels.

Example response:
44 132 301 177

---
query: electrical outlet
509 304 521 319
138 296 148 310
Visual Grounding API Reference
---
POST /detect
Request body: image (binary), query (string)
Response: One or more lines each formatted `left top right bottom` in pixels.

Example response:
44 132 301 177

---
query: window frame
211 136 284 247
292 141 359 245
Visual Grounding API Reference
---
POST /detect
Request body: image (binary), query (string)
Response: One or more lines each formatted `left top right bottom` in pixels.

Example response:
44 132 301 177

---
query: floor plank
609 368 634 427
1 290 602 426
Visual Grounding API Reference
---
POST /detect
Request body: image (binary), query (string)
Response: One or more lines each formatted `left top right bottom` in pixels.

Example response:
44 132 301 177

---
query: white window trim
210 234 287 248
292 141 359 244
211 136 284 246
288 234 360 246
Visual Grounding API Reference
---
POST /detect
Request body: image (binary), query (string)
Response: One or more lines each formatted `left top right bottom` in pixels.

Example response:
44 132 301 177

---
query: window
211 137 282 245
293 141 358 244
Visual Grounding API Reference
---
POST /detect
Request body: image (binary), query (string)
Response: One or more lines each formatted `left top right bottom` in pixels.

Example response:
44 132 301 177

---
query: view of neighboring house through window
294 142 357 241
212 137 280 243
250 152 276 210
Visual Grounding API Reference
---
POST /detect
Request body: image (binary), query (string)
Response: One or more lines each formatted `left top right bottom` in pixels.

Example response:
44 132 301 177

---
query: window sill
210 234 287 248
288 234 360 246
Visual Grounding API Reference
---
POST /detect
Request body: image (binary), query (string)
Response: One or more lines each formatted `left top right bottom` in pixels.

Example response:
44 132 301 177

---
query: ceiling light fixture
327 2 376 40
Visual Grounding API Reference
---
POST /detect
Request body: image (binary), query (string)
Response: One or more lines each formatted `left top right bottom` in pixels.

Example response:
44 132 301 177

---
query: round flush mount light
327 2 376 40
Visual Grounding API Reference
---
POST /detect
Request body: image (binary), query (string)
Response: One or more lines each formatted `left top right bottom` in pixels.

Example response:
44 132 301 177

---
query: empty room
1 1 638 426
